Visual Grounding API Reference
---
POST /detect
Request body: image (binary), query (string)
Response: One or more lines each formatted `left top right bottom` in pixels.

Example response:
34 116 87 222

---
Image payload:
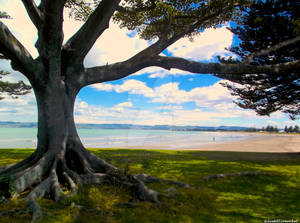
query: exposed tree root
0 147 165 222
203 171 266 180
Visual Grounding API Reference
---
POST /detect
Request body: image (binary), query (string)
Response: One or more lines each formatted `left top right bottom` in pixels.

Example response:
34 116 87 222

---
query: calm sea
0 127 252 149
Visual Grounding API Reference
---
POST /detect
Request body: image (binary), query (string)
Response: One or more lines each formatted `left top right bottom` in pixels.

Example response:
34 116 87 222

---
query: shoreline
0 132 299 153
129 134 300 153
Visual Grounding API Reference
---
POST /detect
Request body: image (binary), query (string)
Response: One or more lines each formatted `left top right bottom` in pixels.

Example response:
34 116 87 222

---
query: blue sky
0 0 299 128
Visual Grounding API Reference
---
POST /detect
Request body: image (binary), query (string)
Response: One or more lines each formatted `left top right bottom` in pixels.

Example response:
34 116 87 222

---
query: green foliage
114 0 250 40
65 0 98 21
261 125 279 133
0 72 32 100
245 127 258 132
0 11 11 19
2 149 300 222
284 125 300 133
64 0 250 40
224 0 300 119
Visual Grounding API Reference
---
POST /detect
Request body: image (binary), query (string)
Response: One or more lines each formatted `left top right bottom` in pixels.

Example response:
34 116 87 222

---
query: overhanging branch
82 56 300 87
150 56 300 79
0 21 37 78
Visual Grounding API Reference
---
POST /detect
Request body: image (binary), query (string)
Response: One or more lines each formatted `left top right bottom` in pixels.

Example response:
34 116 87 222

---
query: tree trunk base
0 147 164 222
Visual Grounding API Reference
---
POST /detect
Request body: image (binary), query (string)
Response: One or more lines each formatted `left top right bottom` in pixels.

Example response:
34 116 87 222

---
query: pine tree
223 0 300 119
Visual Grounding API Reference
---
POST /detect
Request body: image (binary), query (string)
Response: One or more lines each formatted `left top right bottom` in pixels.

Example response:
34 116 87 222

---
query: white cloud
117 102 133 108
167 26 233 61
111 102 133 113
74 97 291 127
92 79 234 108
0 92 37 122
132 67 194 78
84 22 149 67
151 82 189 104
89 78 298 126
93 79 155 98
79 101 88 108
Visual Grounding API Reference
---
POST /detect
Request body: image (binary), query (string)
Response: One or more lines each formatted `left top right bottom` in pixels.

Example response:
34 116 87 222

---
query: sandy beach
134 134 300 153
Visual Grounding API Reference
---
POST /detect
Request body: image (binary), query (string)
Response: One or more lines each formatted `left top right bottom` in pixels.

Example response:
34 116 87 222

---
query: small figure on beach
213 137 215 142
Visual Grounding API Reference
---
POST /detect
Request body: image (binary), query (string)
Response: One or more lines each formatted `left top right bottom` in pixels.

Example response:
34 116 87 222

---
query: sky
0 0 299 128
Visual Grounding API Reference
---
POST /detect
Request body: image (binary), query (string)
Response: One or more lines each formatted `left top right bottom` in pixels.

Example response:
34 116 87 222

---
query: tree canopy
222 0 300 119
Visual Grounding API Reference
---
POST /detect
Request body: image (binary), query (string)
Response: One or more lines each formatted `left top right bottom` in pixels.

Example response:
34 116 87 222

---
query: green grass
0 148 300 223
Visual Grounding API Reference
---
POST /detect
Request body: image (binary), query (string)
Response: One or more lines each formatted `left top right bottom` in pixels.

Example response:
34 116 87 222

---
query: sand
183 134 300 153
134 134 300 153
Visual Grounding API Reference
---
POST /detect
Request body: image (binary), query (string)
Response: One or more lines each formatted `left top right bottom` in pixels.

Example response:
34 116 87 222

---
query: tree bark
0 75 160 222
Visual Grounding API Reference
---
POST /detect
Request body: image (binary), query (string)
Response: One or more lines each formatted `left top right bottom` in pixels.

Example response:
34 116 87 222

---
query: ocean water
0 127 252 149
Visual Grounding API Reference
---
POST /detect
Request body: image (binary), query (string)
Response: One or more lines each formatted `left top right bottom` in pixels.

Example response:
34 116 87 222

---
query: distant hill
0 121 248 131
0 121 37 128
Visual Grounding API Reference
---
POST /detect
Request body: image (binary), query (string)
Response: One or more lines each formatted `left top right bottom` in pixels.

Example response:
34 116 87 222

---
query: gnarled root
0 148 164 222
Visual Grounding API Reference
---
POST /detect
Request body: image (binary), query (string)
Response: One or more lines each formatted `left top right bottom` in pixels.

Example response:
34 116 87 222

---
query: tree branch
79 1 295 88
82 56 300 87
0 21 37 78
64 0 121 63
243 35 300 64
150 56 300 80
36 0 66 58
21 0 43 30
79 31 182 87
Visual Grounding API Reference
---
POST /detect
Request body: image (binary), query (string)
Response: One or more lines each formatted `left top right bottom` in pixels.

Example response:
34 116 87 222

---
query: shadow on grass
0 149 299 222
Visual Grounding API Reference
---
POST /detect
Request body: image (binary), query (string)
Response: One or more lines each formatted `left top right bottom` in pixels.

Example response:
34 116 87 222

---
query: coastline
0 129 299 153
131 133 300 153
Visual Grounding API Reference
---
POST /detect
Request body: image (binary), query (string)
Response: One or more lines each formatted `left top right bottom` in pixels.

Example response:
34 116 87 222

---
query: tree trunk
0 78 158 220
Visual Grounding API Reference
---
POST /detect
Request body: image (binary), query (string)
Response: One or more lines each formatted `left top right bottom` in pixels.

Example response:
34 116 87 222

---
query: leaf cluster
0 57 31 101
113 0 250 40
0 76 32 100
0 11 11 19
65 0 99 21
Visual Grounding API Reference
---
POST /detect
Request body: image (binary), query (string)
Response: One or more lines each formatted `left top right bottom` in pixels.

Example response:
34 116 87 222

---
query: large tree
222 0 300 119
0 0 299 220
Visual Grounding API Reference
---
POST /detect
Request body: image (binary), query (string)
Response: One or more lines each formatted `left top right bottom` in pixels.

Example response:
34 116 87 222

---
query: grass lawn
0 148 300 223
